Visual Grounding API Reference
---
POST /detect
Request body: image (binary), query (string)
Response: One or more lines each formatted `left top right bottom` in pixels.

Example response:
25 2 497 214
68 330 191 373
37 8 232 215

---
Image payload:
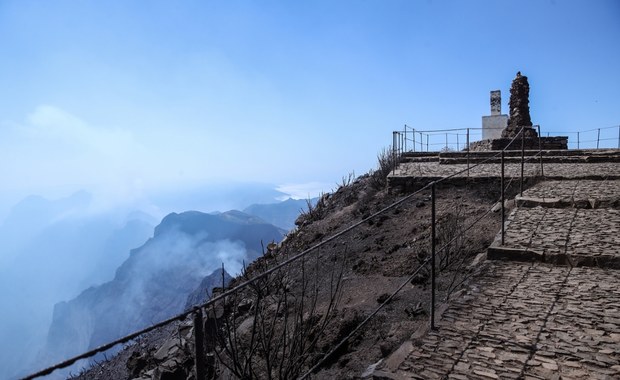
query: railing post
445 133 448 151
430 181 436 330
597 128 601 149
618 125 620 149
466 128 470 178
194 309 206 380
204 311 217 378
537 125 544 177
520 128 525 196
501 150 505 246
392 132 398 174
413 128 416 152
404 125 407 153
426 134 429 152
577 131 580 149
420 131 423 152
456 133 460 151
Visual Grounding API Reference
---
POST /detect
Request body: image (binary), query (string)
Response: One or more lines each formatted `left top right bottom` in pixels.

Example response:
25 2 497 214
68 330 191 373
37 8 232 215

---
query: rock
502 71 538 139
377 293 391 304
236 298 253 314
154 366 186 380
126 351 149 378
154 338 183 361
410 271 429 285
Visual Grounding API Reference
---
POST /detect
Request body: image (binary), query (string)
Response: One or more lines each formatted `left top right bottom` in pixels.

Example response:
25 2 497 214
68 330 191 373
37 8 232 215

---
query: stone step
402 148 620 158
487 207 620 269
400 156 439 163
399 149 620 165
439 155 620 164
516 180 620 209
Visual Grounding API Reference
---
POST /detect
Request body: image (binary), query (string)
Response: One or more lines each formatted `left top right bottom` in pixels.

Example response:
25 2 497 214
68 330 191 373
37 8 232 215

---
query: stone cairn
502 71 538 139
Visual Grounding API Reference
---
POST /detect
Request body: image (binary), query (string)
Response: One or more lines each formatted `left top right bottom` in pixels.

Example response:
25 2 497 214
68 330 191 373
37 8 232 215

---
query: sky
0 0 619 217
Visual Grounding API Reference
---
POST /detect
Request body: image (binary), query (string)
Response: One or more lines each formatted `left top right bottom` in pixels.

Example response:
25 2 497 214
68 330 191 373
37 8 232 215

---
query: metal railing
542 125 620 150
24 127 541 380
393 125 620 154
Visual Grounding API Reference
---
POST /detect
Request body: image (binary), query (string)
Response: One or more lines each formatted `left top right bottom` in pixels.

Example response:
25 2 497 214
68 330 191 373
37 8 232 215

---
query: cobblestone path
372 261 620 380
372 172 620 379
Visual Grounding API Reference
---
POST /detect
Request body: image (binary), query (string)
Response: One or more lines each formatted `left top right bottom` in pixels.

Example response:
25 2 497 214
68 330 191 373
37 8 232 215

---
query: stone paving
389 162 620 180
488 179 620 267
517 180 620 208
372 261 620 380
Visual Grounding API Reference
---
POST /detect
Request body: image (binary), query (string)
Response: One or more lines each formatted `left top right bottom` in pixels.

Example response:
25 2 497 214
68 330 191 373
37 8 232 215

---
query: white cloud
23 105 136 158
275 181 332 200
0 105 148 210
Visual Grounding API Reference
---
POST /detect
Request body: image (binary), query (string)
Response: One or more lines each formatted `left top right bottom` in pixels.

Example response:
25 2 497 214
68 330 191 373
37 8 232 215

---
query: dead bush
208 250 345 379
370 147 399 190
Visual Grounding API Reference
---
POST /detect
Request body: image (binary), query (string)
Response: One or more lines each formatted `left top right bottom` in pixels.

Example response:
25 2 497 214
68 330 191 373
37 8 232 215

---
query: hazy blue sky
0 0 618 214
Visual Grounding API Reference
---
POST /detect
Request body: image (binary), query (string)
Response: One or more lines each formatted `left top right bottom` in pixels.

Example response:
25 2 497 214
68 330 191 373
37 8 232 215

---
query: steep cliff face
0 191 154 380
39 210 284 371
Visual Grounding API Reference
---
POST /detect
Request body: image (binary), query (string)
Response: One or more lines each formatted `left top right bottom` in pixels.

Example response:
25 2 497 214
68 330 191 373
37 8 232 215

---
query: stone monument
482 90 508 140
470 72 568 151
502 71 538 138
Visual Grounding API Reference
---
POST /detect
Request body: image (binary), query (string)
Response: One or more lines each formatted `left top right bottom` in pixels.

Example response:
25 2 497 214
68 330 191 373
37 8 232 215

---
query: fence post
537 125 544 177
392 132 398 174
420 132 423 152
404 125 407 153
426 134 429 152
430 181 436 330
577 131 580 150
501 150 505 246
618 125 620 149
204 312 217 378
445 133 448 151
413 128 416 152
466 128 470 178
597 128 601 149
194 309 206 380
520 128 525 196
457 133 460 151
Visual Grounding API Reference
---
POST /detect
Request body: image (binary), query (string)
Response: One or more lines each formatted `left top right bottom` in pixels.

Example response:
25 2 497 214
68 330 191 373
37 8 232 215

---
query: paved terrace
387 150 620 191
372 151 620 380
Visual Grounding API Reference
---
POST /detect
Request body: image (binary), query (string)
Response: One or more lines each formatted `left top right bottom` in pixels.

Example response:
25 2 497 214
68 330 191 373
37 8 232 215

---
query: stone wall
469 136 568 151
